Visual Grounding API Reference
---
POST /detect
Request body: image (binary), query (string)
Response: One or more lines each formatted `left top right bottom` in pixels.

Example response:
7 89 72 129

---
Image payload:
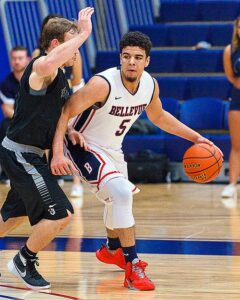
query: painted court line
1 237 239 255
0 284 82 300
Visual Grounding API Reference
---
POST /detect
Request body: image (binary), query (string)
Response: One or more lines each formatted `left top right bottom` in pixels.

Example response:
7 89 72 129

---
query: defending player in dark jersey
0 7 94 290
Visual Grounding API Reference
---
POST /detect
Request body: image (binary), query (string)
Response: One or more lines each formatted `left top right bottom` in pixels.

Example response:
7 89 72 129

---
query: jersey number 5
115 119 131 136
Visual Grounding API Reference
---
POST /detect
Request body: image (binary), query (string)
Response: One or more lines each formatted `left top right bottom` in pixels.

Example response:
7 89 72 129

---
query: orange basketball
182 143 223 183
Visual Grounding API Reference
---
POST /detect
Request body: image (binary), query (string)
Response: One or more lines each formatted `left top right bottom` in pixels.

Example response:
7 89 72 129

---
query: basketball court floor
0 181 240 299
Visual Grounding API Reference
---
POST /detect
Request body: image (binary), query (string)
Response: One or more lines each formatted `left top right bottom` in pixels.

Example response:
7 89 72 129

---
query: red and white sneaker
96 245 126 270
124 260 155 291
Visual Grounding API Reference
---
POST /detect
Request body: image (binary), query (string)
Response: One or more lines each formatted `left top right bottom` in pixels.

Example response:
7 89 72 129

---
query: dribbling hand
195 136 223 157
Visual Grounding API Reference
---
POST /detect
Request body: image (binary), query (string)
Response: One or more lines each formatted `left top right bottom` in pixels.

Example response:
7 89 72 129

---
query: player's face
10 50 29 73
120 46 150 83
63 30 78 67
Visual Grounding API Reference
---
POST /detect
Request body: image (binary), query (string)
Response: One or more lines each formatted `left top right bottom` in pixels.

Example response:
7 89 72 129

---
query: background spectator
222 16 240 198
0 45 29 184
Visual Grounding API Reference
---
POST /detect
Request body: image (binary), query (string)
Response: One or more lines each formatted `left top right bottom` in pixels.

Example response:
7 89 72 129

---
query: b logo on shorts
84 162 92 174
48 204 56 215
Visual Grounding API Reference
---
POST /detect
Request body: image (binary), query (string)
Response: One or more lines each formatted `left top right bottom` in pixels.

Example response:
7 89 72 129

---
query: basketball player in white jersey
51 31 216 291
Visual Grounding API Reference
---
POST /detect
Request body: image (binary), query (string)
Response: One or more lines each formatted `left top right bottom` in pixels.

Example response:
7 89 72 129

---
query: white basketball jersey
72 67 155 151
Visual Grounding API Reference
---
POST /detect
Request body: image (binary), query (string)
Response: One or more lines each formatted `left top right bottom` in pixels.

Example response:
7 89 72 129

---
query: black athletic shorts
0 137 73 226
230 87 240 111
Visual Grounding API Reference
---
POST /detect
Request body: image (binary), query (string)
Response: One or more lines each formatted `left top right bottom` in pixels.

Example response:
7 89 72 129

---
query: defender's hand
51 155 79 176
78 7 94 38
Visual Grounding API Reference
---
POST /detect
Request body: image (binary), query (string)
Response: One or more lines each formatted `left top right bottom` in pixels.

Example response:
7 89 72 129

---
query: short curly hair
119 31 152 57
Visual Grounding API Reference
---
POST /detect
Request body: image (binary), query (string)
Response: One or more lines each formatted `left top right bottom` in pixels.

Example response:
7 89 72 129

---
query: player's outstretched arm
146 79 213 146
51 76 109 175
32 7 94 79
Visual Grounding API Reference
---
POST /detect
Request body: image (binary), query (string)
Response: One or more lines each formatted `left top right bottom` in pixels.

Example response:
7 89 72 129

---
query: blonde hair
232 16 240 52
41 17 78 50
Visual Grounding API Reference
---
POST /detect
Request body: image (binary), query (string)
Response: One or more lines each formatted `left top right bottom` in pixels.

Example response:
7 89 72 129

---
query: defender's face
120 46 150 83
63 30 78 67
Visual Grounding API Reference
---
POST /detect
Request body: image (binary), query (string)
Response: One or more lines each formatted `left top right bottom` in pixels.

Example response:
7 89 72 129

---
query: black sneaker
7 251 51 290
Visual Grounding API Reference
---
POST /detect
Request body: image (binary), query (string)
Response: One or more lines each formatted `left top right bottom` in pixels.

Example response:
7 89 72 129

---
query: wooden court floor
1 181 240 299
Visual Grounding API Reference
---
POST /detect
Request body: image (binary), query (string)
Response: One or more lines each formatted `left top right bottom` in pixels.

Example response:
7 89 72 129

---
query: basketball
182 143 223 183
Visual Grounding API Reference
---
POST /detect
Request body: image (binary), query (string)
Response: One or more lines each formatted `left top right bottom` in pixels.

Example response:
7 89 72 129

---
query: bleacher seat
151 49 223 73
187 77 231 100
161 97 180 118
157 76 231 101
138 97 179 124
129 25 168 47
160 0 199 22
123 135 166 155
126 97 229 162
168 24 209 47
95 51 119 73
208 24 233 47
95 50 180 74
96 49 224 74
179 49 223 73
179 97 225 129
157 77 187 100
212 134 230 160
130 23 232 47
160 0 240 22
125 98 181 157
164 133 230 162
165 98 229 161
148 50 178 73
164 136 192 161
155 97 180 134
198 0 240 21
